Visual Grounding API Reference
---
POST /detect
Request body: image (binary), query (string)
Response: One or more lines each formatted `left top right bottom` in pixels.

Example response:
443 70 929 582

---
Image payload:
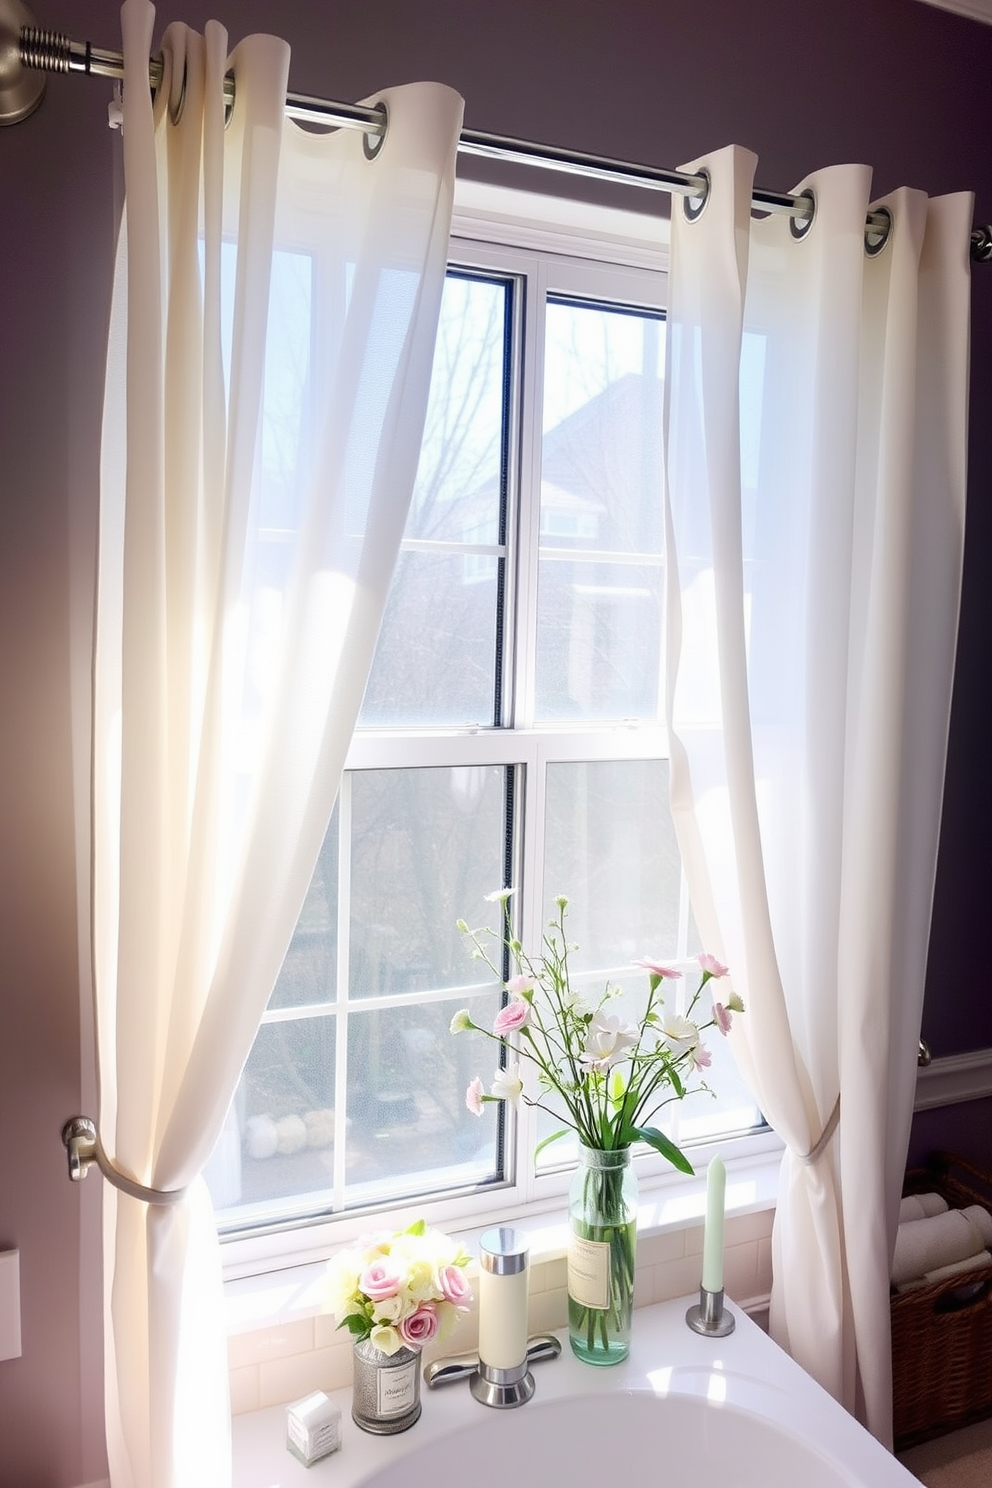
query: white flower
372 1293 405 1323
369 1323 403 1355
484 887 517 903
491 1062 524 1104
580 1011 639 1072
660 1013 700 1056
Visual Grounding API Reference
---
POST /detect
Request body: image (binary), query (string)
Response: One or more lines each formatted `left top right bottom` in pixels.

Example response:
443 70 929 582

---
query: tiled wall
227 1208 773 1415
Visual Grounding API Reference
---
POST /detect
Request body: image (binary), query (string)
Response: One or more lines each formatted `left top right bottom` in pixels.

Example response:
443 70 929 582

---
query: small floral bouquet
327 1219 473 1356
452 890 744 1172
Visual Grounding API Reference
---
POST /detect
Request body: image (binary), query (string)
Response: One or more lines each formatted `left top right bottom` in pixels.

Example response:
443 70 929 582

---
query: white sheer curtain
663 144 970 1444
92 4 462 1483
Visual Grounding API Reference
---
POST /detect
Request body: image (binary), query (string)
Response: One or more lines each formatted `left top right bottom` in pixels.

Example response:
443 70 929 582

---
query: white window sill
224 1146 781 1338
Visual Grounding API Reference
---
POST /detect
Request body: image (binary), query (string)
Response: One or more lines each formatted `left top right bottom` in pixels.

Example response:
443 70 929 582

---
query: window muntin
208 228 766 1245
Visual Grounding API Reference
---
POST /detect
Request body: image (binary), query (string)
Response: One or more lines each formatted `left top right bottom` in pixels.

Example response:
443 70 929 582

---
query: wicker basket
892 1152 992 1451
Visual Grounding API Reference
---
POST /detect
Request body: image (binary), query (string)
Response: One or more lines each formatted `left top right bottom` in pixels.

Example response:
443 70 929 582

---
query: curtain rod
4 7 991 261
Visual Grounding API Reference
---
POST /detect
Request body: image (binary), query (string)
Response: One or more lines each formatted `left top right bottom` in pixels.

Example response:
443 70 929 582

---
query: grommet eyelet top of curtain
682 168 710 222
362 100 388 159
865 206 892 257
789 188 816 242
168 50 186 125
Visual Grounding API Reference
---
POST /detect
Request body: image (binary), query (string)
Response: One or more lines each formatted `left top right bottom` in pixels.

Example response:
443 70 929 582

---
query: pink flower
634 958 682 980
691 1041 713 1070
359 1260 402 1302
493 997 531 1036
714 1002 733 1035
698 952 729 978
399 1302 440 1348
465 1077 485 1116
439 1265 473 1307
505 974 535 996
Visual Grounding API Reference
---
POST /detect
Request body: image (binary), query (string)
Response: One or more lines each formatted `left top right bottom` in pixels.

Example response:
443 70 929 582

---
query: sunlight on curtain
664 144 970 1445
92 4 462 1483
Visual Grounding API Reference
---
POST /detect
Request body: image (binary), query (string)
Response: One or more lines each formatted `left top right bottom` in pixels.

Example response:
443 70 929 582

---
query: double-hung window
208 189 766 1261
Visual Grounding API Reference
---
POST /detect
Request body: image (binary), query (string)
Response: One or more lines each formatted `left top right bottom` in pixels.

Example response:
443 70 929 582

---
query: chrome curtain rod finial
0 0 45 125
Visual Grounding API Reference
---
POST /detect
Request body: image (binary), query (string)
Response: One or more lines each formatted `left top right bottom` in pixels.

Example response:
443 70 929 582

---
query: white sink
356 1388 857 1488
232 1297 918 1487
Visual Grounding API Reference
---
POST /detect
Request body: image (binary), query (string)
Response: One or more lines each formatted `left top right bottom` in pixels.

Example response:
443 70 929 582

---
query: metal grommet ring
865 206 891 258
789 188 816 242
682 168 710 223
169 53 187 126
363 101 388 159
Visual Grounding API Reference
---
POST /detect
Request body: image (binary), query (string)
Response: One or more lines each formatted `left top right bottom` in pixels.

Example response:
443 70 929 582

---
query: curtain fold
663 144 971 1443
93 4 462 1482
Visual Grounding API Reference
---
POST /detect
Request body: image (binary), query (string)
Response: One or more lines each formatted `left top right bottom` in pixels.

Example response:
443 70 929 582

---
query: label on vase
568 1235 610 1309
376 1357 418 1416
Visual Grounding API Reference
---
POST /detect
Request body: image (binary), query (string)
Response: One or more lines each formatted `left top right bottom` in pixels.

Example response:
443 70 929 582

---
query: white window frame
220 182 783 1282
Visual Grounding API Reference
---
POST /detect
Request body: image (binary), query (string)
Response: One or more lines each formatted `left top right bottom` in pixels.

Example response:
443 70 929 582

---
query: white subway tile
258 1344 353 1408
723 1240 759 1302
227 1317 315 1371
229 1364 260 1417
529 1287 568 1333
725 1209 775 1246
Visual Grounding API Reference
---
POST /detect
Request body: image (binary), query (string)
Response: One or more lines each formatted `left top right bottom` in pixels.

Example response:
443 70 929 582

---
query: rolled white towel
891 1208 985 1285
961 1204 992 1248
924 1248 992 1284
275 1114 308 1155
899 1192 949 1223
245 1113 278 1161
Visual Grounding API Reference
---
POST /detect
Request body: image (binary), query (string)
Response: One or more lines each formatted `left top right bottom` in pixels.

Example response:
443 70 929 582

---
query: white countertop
232 1295 916 1488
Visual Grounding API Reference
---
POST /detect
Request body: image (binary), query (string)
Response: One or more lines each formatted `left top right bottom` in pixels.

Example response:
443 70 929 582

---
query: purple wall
2 1 990 1481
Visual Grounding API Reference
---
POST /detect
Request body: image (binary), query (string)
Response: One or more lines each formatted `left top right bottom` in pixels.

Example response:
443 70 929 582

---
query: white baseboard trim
739 1292 771 1317
914 1047 992 1110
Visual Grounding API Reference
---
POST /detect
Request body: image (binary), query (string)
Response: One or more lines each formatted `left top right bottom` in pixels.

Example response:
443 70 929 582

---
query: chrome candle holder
685 1285 736 1337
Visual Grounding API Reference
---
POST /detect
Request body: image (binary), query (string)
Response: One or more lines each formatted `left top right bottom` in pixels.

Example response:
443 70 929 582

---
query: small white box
286 1390 342 1467
0 1250 21 1362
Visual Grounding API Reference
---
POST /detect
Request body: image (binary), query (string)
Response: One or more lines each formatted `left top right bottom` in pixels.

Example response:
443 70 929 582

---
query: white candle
701 1155 726 1293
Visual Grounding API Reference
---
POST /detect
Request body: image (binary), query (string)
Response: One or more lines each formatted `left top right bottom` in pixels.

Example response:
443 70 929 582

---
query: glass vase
567 1144 638 1365
350 1337 422 1434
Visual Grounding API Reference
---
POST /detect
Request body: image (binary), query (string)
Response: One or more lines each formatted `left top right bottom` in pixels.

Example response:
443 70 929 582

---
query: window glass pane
406 273 508 545
360 273 509 727
359 551 500 726
266 801 339 1010
534 559 662 720
209 1017 337 1222
543 758 692 970
350 766 509 998
537 299 665 722
678 1033 764 1144
345 996 503 1207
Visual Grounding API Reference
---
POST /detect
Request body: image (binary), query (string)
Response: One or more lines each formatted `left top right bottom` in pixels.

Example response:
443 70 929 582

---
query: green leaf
404 1218 426 1236
337 1313 372 1337
632 1125 695 1175
533 1127 570 1161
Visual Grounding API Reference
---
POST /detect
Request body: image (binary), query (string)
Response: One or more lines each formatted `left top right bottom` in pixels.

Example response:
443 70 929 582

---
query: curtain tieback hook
60 1116 188 1205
